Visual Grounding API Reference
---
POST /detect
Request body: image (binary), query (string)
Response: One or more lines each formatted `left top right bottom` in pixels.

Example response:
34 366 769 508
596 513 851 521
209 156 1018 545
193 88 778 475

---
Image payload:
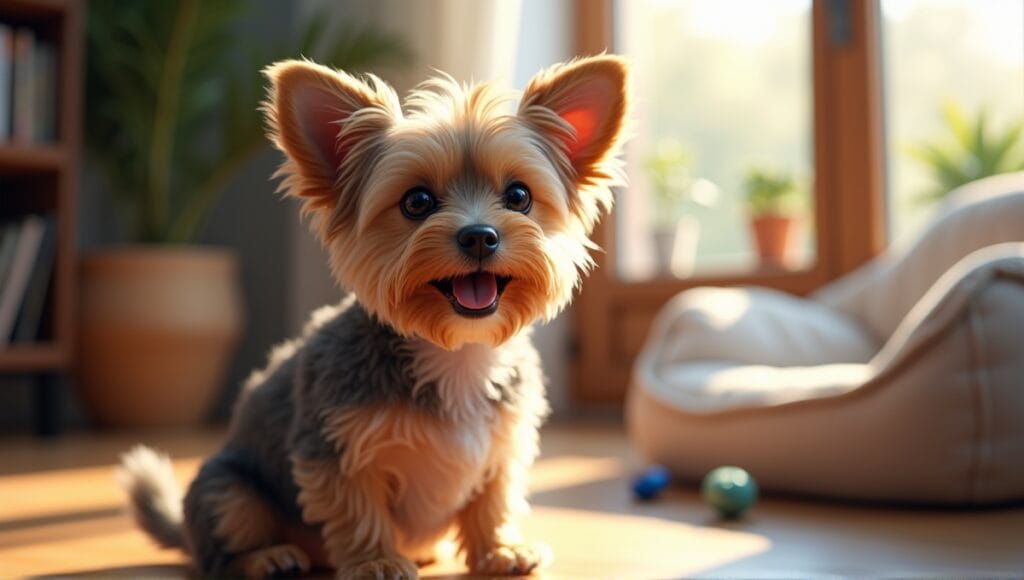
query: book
0 23 11 142
12 216 56 342
0 222 19 290
11 27 34 144
0 215 45 347
33 41 56 143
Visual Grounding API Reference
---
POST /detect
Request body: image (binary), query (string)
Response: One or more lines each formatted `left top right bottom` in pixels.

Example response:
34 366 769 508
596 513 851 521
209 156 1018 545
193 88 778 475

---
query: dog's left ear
519 55 630 187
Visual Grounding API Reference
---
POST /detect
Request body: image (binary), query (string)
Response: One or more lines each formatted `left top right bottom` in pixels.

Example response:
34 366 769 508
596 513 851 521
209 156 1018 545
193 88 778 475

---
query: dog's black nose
457 224 499 259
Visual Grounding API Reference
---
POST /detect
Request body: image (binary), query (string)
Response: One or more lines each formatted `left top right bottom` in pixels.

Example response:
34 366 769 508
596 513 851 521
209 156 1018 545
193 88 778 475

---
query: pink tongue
452 272 498 310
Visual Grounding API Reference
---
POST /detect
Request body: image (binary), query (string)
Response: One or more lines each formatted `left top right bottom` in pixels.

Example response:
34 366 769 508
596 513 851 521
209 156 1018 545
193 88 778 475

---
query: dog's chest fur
324 338 523 554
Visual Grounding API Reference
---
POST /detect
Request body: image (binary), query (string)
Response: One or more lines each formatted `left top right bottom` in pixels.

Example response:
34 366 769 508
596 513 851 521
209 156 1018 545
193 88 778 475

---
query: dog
118 54 630 578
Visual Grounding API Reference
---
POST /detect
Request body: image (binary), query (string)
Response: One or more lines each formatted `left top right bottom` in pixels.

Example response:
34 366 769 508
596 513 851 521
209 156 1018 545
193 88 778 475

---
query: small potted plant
743 166 802 268
645 138 719 277
80 2 408 427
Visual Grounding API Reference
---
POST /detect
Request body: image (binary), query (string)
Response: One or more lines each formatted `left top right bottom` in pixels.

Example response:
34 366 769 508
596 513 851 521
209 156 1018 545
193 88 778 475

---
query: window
882 0 1024 243
575 0 1024 403
616 0 816 280
573 0 887 402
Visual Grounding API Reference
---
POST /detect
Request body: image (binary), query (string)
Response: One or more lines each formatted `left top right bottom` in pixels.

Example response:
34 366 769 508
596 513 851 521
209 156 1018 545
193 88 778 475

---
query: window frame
571 0 887 404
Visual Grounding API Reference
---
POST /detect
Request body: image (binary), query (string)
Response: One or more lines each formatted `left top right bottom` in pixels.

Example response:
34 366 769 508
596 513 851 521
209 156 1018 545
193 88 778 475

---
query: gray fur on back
219 300 419 506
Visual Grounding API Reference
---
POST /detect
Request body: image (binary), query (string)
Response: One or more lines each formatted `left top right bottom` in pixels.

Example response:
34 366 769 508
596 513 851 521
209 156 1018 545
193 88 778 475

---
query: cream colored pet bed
627 174 1024 505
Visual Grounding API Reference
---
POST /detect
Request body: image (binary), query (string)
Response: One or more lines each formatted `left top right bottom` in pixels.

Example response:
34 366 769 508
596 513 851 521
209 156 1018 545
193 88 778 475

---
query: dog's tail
116 445 186 550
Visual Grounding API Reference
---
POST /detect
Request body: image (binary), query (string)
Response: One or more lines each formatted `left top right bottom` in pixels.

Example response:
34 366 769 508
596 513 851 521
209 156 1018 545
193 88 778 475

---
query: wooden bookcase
0 0 81 434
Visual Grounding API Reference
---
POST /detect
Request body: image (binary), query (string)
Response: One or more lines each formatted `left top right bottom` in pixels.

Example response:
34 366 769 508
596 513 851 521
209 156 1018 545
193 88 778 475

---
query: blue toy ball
701 466 759 518
632 465 672 500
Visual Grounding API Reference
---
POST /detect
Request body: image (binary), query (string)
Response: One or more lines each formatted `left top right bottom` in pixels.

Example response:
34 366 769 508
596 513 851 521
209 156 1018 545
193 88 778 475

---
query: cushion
814 172 1024 341
645 287 878 369
634 286 876 414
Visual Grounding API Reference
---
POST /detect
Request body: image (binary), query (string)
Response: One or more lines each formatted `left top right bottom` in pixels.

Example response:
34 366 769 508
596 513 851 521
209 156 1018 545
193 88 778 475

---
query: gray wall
513 0 574 414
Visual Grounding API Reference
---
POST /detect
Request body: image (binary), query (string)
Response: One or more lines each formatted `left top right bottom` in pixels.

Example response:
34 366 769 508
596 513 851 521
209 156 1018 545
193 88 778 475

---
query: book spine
0 23 11 143
12 27 34 144
0 223 19 291
0 215 46 347
34 42 56 143
12 216 56 343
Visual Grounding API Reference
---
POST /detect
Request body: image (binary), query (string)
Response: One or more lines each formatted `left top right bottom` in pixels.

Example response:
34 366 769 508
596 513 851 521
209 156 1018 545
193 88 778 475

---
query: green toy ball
701 466 759 518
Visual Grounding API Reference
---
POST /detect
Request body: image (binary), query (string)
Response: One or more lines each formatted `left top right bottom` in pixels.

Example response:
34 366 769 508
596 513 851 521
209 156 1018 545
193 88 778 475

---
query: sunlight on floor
0 457 204 521
2 426 1019 578
418 452 774 578
523 506 771 578
0 427 776 578
528 455 626 494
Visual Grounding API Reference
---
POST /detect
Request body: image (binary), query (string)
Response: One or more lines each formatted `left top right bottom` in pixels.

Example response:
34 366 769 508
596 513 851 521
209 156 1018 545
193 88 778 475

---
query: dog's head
263 56 630 349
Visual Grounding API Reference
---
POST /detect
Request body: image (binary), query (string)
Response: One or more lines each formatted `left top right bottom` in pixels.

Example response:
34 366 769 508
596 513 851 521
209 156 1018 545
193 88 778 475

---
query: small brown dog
119 55 629 578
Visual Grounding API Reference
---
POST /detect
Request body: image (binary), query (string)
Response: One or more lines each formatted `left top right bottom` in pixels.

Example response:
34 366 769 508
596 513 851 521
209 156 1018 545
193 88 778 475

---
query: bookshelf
0 143 66 170
0 0 81 435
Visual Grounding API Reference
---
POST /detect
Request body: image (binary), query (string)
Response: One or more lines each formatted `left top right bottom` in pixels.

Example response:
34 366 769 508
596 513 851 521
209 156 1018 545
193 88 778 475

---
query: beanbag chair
628 173 1024 505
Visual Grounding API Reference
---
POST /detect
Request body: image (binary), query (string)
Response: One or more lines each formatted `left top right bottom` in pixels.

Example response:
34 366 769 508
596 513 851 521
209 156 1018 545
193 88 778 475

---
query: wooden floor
2 424 1023 578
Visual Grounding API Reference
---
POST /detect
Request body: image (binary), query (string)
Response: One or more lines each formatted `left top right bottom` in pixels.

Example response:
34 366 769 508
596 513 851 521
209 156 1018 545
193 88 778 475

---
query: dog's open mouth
430 272 512 318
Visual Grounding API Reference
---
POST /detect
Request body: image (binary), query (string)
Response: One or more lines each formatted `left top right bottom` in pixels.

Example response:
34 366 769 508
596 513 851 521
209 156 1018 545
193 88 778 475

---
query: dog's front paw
238 544 311 578
471 542 551 576
337 555 418 580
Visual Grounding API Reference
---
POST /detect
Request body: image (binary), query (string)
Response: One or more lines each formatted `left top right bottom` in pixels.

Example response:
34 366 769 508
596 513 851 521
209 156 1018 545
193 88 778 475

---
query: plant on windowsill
645 138 719 277
80 1 410 427
909 100 1024 204
743 166 802 268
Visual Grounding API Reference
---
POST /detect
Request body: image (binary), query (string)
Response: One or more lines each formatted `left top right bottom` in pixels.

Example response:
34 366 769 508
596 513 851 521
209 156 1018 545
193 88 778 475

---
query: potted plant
645 138 719 277
909 100 1024 204
80 1 408 427
743 166 802 268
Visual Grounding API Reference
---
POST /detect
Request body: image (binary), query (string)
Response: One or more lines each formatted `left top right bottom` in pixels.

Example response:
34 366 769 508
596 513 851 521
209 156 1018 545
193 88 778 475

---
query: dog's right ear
263 60 399 220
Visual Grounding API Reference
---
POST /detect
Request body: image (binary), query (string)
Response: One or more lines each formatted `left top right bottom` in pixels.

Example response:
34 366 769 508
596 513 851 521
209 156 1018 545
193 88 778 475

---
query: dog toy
632 465 672 500
701 466 758 518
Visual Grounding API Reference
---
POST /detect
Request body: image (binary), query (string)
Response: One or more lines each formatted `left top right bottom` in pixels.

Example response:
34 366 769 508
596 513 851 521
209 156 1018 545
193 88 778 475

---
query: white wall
511 0 574 413
288 0 576 412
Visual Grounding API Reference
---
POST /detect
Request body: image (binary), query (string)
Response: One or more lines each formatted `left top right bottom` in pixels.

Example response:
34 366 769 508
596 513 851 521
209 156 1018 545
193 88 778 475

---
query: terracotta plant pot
78 247 244 428
750 214 795 267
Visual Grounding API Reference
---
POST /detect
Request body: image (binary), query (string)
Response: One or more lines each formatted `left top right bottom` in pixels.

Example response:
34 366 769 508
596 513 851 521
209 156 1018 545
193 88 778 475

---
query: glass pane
615 0 815 281
882 0 1024 244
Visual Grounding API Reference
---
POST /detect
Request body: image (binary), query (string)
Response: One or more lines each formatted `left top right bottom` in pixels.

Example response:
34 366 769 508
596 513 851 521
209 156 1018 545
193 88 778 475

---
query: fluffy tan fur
210 484 279 553
263 56 630 350
290 330 549 575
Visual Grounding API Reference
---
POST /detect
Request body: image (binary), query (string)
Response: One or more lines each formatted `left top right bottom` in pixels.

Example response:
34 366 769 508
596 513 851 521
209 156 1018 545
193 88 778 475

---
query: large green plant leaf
909 100 1024 204
86 1 411 244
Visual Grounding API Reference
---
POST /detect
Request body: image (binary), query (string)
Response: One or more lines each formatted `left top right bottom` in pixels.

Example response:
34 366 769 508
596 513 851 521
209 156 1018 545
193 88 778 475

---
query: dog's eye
504 183 532 213
400 187 438 220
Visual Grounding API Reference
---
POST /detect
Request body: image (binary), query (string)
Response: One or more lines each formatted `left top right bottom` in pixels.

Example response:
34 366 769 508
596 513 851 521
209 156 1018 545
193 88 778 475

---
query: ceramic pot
78 246 244 427
653 215 700 278
750 214 795 267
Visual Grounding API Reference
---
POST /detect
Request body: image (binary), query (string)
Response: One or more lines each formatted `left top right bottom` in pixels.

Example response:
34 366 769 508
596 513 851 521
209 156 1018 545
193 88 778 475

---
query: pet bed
628 173 1024 504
